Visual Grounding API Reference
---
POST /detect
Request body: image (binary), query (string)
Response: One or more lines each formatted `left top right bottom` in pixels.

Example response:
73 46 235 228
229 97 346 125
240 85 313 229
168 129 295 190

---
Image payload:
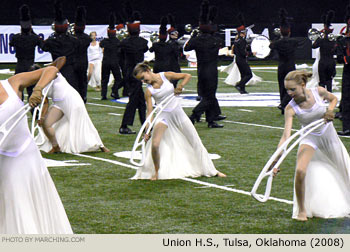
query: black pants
236 58 252 91
74 62 88 102
15 59 34 101
278 63 295 109
318 59 336 92
121 87 146 127
101 61 122 98
341 71 350 131
192 63 221 122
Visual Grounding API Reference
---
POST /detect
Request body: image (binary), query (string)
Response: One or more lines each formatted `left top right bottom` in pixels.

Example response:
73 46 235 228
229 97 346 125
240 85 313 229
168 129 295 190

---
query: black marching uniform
42 33 80 91
233 36 252 93
149 41 174 73
336 36 350 134
9 31 42 99
74 32 92 102
120 34 148 130
269 37 300 109
100 36 122 99
167 38 182 87
312 36 336 92
184 33 222 125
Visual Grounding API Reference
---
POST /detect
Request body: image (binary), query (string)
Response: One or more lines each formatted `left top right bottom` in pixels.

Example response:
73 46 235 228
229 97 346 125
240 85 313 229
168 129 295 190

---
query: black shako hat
199 0 217 33
124 2 141 35
159 16 168 41
279 8 290 36
54 0 68 33
19 4 32 31
74 6 86 33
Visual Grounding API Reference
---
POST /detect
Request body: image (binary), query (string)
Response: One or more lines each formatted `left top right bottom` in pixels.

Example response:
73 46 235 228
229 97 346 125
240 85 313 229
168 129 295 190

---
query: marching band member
99 12 122 100
73 6 92 103
0 58 72 234
184 0 225 128
9 4 42 101
167 14 182 88
41 1 79 94
273 70 350 221
311 10 336 92
131 62 226 180
269 9 305 114
119 4 148 134
232 13 253 94
149 17 173 73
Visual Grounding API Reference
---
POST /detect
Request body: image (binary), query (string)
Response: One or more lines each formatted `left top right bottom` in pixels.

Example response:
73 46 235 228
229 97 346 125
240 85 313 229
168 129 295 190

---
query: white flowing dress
0 80 72 234
220 57 262 86
38 73 105 153
289 88 350 219
131 73 220 179
88 42 102 88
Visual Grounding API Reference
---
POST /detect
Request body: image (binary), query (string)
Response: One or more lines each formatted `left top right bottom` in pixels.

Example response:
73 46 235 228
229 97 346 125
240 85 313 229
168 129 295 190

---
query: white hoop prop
251 118 325 202
130 94 176 166
31 81 53 146
0 103 31 148
251 35 271 59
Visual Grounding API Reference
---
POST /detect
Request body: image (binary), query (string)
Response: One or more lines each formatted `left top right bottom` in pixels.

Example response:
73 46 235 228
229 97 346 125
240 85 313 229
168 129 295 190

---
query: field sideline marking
72 153 293 205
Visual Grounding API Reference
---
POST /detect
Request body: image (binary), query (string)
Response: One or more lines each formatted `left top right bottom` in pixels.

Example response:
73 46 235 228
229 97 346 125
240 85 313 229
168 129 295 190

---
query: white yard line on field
86 102 125 109
72 153 293 205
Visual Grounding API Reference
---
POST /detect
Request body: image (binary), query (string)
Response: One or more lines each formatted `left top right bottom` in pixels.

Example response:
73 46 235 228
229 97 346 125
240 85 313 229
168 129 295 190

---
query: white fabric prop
251 119 325 202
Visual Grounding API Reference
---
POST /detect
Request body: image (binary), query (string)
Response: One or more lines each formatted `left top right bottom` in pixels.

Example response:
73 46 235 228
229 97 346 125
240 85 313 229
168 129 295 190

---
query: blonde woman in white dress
0 60 72 234
35 57 109 154
87 31 103 91
131 62 226 180
273 70 350 221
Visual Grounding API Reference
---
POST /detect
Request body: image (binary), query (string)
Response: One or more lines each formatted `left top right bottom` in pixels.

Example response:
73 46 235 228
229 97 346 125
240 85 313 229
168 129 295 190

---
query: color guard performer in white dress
131 62 226 180
87 31 103 91
221 45 262 86
35 57 109 154
0 63 72 234
273 70 350 221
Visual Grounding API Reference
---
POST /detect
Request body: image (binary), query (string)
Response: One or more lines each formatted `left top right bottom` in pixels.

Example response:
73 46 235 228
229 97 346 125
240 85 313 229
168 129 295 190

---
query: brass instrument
184 24 192 33
67 22 75 35
117 27 128 40
150 31 159 42
308 28 343 42
273 27 281 37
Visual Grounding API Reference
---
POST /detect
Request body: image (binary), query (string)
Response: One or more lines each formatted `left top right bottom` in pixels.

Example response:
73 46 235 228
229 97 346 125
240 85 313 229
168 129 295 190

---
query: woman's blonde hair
133 61 151 77
284 70 312 86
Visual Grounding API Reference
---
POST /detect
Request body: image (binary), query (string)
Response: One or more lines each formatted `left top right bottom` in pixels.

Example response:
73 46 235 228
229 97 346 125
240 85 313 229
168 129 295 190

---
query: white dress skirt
0 79 72 234
220 58 262 86
131 73 220 179
289 88 350 219
88 42 102 88
38 73 105 153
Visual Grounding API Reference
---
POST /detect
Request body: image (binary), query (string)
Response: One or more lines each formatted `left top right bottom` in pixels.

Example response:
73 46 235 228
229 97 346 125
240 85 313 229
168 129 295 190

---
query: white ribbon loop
130 94 175 166
251 119 325 202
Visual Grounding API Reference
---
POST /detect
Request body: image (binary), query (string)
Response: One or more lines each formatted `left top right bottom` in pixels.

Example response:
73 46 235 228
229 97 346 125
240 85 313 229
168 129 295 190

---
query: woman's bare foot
100 146 110 152
296 212 308 221
48 145 61 154
151 172 158 181
95 86 101 91
216 172 227 177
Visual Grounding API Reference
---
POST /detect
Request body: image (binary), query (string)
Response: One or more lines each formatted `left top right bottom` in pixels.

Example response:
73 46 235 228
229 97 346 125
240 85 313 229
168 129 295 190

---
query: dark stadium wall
1 0 349 29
